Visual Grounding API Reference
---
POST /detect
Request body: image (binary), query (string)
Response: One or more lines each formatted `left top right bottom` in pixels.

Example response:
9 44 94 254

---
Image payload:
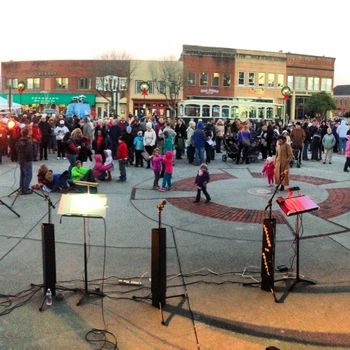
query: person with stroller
290 121 305 168
236 124 252 164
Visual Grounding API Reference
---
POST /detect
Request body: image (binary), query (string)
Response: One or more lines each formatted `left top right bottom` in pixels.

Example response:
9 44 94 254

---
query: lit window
268 73 275 88
7 78 18 89
77 78 91 90
258 73 265 87
277 74 284 87
287 75 294 89
321 78 332 92
27 78 41 90
55 78 68 90
295 76 306 91
238 72 244 85
223 73 231 87
212 73 220 87
200 73 208 86
307 77 320 91
248 72 255 86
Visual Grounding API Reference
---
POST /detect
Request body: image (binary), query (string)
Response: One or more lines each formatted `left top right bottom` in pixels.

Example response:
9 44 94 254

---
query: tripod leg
0 200 20 217
159 302 165 325
39 295 47 312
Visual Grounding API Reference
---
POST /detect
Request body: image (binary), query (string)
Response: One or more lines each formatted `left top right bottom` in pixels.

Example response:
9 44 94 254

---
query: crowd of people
0 111 349 196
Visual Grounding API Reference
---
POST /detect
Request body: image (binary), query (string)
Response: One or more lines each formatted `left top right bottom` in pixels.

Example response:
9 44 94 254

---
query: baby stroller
290 147 301 168
247 137 260 163
222 136 239 162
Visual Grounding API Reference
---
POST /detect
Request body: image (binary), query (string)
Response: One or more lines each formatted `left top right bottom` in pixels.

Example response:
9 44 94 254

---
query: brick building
333 85 350 116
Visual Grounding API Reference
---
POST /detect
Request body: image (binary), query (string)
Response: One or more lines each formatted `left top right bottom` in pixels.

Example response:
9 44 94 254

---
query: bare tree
149 57 183 118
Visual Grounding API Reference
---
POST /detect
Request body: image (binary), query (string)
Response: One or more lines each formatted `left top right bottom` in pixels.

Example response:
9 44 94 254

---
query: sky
2 0 349 85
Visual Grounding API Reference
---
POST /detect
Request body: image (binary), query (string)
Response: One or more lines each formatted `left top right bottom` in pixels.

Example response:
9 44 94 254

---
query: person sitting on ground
92 154 113 181
42 169 70 193
31 164 50 190
70 160 95 183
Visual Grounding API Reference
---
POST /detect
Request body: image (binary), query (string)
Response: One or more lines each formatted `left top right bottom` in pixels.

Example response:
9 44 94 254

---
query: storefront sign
200 88 219 95
0 93 96 105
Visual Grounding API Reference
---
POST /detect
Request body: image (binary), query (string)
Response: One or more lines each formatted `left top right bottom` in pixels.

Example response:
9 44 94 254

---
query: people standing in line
343 135 350 172
193 163 211 203
16 127 33 194
54 120 69 160
337 119 349 154
322 127 336 164
274 135 293 191
159 151 173 192
116 137 128 182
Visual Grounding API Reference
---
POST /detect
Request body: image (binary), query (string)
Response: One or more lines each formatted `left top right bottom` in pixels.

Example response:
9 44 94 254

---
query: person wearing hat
290 121 306 167
54 120 69 159
274 135 293 191
143 122 156 168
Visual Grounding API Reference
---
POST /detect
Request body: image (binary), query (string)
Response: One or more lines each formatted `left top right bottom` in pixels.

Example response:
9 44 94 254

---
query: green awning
0 93 96 105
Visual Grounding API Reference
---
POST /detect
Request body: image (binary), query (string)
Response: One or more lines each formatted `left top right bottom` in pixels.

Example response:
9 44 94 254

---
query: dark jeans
196 186 211 202
344 157 350 171
145 145 154 168
40 140 49 160
118 160 127 181
153 170 160 187
135 150 144 167
187 145 195 164
57 140 65 158
19 161 33 192
302 141 309 160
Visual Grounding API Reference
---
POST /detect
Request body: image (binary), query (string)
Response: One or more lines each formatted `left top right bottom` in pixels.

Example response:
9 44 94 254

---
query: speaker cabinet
41 223 56 296
151 228 166 308
261 218 276 292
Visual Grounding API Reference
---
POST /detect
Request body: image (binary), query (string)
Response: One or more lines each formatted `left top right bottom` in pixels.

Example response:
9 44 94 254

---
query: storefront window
223 73 231 87
200 73 208 86
27 78 41 90
267 107 273 118
287 75 294 89
258 107 265 118
55 78 68 90
231 106 239 118
258 73 265 87
212 73 220 87
159 81 166 94
249 106 256 118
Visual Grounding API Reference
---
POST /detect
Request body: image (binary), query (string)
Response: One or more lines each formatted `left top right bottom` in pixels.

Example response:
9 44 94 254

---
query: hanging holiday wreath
281 86 292 100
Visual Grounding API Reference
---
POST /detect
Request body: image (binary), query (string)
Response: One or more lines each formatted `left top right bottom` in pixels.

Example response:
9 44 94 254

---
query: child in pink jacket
93 154 113 181
159 151 173 191
343 135 350 172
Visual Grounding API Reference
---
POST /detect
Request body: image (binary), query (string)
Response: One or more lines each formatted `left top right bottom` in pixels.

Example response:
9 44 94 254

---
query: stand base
76 288 105 306
0 199 20 217
285 276 316 292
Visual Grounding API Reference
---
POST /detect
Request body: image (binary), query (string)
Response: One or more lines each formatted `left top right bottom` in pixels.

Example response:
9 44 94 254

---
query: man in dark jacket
38 115 51 160
16 127 33 194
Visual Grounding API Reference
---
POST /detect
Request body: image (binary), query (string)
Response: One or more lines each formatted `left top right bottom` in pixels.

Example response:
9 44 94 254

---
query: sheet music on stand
58 194 108 218
276 195 319 216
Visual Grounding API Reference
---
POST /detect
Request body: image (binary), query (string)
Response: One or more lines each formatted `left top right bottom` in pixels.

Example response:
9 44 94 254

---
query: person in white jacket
54 120 69 159
143 122 157 168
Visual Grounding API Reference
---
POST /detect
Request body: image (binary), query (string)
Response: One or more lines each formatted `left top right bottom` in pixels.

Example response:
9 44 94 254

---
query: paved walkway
0 152 349 350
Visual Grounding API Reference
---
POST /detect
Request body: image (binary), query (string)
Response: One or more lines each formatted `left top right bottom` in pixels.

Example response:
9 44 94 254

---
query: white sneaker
57 157 60 160
63 157 67 160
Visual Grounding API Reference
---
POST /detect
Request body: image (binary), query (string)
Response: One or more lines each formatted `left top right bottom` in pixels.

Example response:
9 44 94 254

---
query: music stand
0 197 20 217
58 190 108 306
276 194 319 291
